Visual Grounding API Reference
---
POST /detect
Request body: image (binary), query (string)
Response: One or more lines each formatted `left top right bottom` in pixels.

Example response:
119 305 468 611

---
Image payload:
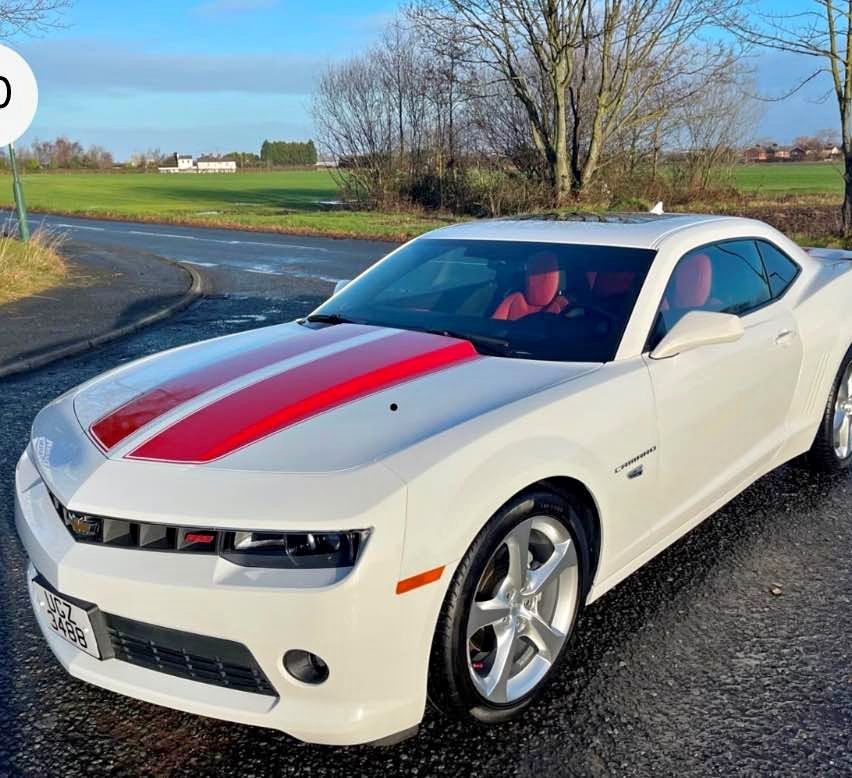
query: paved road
19 212 399 297
0 219 850 776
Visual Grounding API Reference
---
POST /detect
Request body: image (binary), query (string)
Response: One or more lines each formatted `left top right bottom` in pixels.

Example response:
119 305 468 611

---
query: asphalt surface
19 212 398 297
0 242 193 370
0 217 850 776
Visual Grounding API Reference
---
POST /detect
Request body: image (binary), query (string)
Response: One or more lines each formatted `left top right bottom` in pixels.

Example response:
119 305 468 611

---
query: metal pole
8 142 30 242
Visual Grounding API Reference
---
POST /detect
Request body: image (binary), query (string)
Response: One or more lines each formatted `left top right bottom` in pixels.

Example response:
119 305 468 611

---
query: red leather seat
660 253 712 312
674 252 713 307
493 253 568 321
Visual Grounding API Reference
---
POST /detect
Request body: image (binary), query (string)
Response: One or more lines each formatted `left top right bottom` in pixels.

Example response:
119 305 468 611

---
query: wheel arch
538 476 602 594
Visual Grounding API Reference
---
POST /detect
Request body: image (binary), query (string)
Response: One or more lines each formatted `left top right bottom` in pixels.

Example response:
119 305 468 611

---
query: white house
197 156 237 173
158 153 236 174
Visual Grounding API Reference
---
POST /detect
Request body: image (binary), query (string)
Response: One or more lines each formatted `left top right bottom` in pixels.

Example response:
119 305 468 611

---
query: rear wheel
428 489 589 723
807 346 852 472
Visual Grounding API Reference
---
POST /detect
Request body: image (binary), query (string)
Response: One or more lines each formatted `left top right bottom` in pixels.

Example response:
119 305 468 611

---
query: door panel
638 238 803 549
645 302 802 532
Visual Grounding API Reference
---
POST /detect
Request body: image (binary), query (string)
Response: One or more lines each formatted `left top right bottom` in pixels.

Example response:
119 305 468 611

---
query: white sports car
14 213 852 745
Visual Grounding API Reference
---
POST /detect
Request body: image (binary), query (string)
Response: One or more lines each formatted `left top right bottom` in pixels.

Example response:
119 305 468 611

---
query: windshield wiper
421 328 513 357
304 313 360 325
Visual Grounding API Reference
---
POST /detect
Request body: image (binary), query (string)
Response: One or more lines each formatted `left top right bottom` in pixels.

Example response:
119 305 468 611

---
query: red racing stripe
89 324 374 451
128 330 479 463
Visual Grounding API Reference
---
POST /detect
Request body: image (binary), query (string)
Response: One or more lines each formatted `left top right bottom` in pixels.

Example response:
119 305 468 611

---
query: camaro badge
614 446 656 476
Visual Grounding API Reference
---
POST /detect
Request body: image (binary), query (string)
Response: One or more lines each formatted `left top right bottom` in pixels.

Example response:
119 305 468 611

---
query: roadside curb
0 256 206 380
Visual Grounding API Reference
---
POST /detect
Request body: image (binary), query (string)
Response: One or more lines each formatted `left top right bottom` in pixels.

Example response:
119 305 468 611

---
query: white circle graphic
0 45 37 147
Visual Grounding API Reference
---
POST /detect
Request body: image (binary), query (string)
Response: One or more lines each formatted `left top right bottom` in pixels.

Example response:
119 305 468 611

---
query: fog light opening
284 649 329 684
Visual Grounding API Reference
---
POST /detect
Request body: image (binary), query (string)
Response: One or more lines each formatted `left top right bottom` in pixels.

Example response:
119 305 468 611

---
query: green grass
0 164 845 244
734 162 844 195
0 170 449 241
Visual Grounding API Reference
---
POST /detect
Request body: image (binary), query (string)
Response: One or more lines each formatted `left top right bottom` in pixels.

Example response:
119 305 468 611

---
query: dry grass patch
0 231 67 305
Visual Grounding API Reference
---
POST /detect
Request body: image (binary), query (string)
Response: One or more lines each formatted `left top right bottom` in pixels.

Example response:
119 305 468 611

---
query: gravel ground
1 292 850 777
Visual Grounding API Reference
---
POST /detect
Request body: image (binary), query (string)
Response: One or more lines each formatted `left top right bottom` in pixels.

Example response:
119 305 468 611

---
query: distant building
197 156 237 173
743 145 769 163
158 153 236 174
742 144 809 163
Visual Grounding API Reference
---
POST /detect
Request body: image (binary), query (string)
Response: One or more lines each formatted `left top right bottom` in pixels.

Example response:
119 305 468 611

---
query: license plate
32 581 101 659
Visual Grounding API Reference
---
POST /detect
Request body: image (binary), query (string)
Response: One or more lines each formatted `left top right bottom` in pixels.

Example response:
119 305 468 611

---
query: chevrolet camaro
14 213 852 745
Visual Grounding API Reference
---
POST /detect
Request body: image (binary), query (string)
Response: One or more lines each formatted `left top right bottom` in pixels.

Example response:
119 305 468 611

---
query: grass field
0 170 449 241
734 162 844 195
0 164 844 244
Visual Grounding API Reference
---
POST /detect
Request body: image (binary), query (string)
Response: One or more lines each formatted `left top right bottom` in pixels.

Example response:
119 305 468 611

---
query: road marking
55 223 106 232
180 260 218 268
124 229 329 252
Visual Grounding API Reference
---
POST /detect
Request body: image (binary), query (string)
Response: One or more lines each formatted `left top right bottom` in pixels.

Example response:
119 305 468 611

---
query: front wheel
428 489 589 724
808 346 852 472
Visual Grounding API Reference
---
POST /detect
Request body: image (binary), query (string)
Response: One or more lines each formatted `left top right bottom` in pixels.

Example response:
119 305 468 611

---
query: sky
8 0 844 160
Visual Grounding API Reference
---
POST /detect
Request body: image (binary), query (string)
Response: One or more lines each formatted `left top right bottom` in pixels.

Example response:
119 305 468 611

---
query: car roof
423 212 749 249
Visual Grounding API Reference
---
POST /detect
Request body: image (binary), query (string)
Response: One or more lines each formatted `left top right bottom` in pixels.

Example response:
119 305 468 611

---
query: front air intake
48 491 220 554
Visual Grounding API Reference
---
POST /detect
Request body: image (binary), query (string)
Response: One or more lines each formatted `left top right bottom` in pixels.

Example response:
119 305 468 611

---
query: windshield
310 238 655 362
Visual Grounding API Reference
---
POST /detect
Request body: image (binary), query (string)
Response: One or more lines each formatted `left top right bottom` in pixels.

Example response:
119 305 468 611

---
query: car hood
54 321 597 474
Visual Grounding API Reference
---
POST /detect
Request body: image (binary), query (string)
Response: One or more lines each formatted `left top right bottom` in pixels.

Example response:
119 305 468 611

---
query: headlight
221 529 370 569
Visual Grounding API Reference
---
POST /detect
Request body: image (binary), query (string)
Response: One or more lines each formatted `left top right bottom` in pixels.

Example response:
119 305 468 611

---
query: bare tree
312 53 397 204
723 2 852 235
84 144 113 170
313 20 477 210
668 70 762 194
0 0 69 37
567 2 742 195
412 0 586 204
311 9 757 214
412 0 742 203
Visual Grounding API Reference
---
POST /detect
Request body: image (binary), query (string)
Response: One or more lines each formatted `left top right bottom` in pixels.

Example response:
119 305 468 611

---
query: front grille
104 612 277 697
48 491 221 554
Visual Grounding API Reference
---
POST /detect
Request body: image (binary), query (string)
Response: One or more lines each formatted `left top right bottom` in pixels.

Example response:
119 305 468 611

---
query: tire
428 488 590 724
807 345 852 473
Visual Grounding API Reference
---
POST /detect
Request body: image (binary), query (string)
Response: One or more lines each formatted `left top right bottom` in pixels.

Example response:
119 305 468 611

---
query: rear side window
757 241 799 298
707 241 771 315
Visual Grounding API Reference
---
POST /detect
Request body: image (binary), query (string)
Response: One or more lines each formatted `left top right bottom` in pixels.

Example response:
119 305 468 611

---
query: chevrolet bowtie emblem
66 513 100 538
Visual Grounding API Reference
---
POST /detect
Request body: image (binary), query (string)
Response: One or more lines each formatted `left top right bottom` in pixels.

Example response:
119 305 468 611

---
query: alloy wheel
466 515 579 704
833 361 852 458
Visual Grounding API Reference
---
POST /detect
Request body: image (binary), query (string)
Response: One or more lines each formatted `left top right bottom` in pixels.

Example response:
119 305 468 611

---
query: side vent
804 352 830 417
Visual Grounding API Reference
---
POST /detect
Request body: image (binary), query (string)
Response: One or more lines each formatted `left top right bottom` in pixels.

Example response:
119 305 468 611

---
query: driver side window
649 240 772 349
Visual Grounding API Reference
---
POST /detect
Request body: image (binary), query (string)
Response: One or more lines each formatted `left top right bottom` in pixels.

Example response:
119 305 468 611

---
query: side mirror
333 279 351 296
650 311 744 360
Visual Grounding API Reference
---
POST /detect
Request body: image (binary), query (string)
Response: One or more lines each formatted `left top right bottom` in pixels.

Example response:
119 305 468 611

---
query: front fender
386 358 658 592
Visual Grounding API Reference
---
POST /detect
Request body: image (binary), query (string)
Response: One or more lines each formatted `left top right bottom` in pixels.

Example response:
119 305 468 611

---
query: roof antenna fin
649 201 664 215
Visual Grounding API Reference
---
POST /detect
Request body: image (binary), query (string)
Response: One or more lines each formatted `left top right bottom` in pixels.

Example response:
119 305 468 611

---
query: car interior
326 239 657 362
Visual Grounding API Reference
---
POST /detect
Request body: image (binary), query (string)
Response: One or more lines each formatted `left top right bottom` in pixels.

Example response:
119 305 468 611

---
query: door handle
775 328 796 345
